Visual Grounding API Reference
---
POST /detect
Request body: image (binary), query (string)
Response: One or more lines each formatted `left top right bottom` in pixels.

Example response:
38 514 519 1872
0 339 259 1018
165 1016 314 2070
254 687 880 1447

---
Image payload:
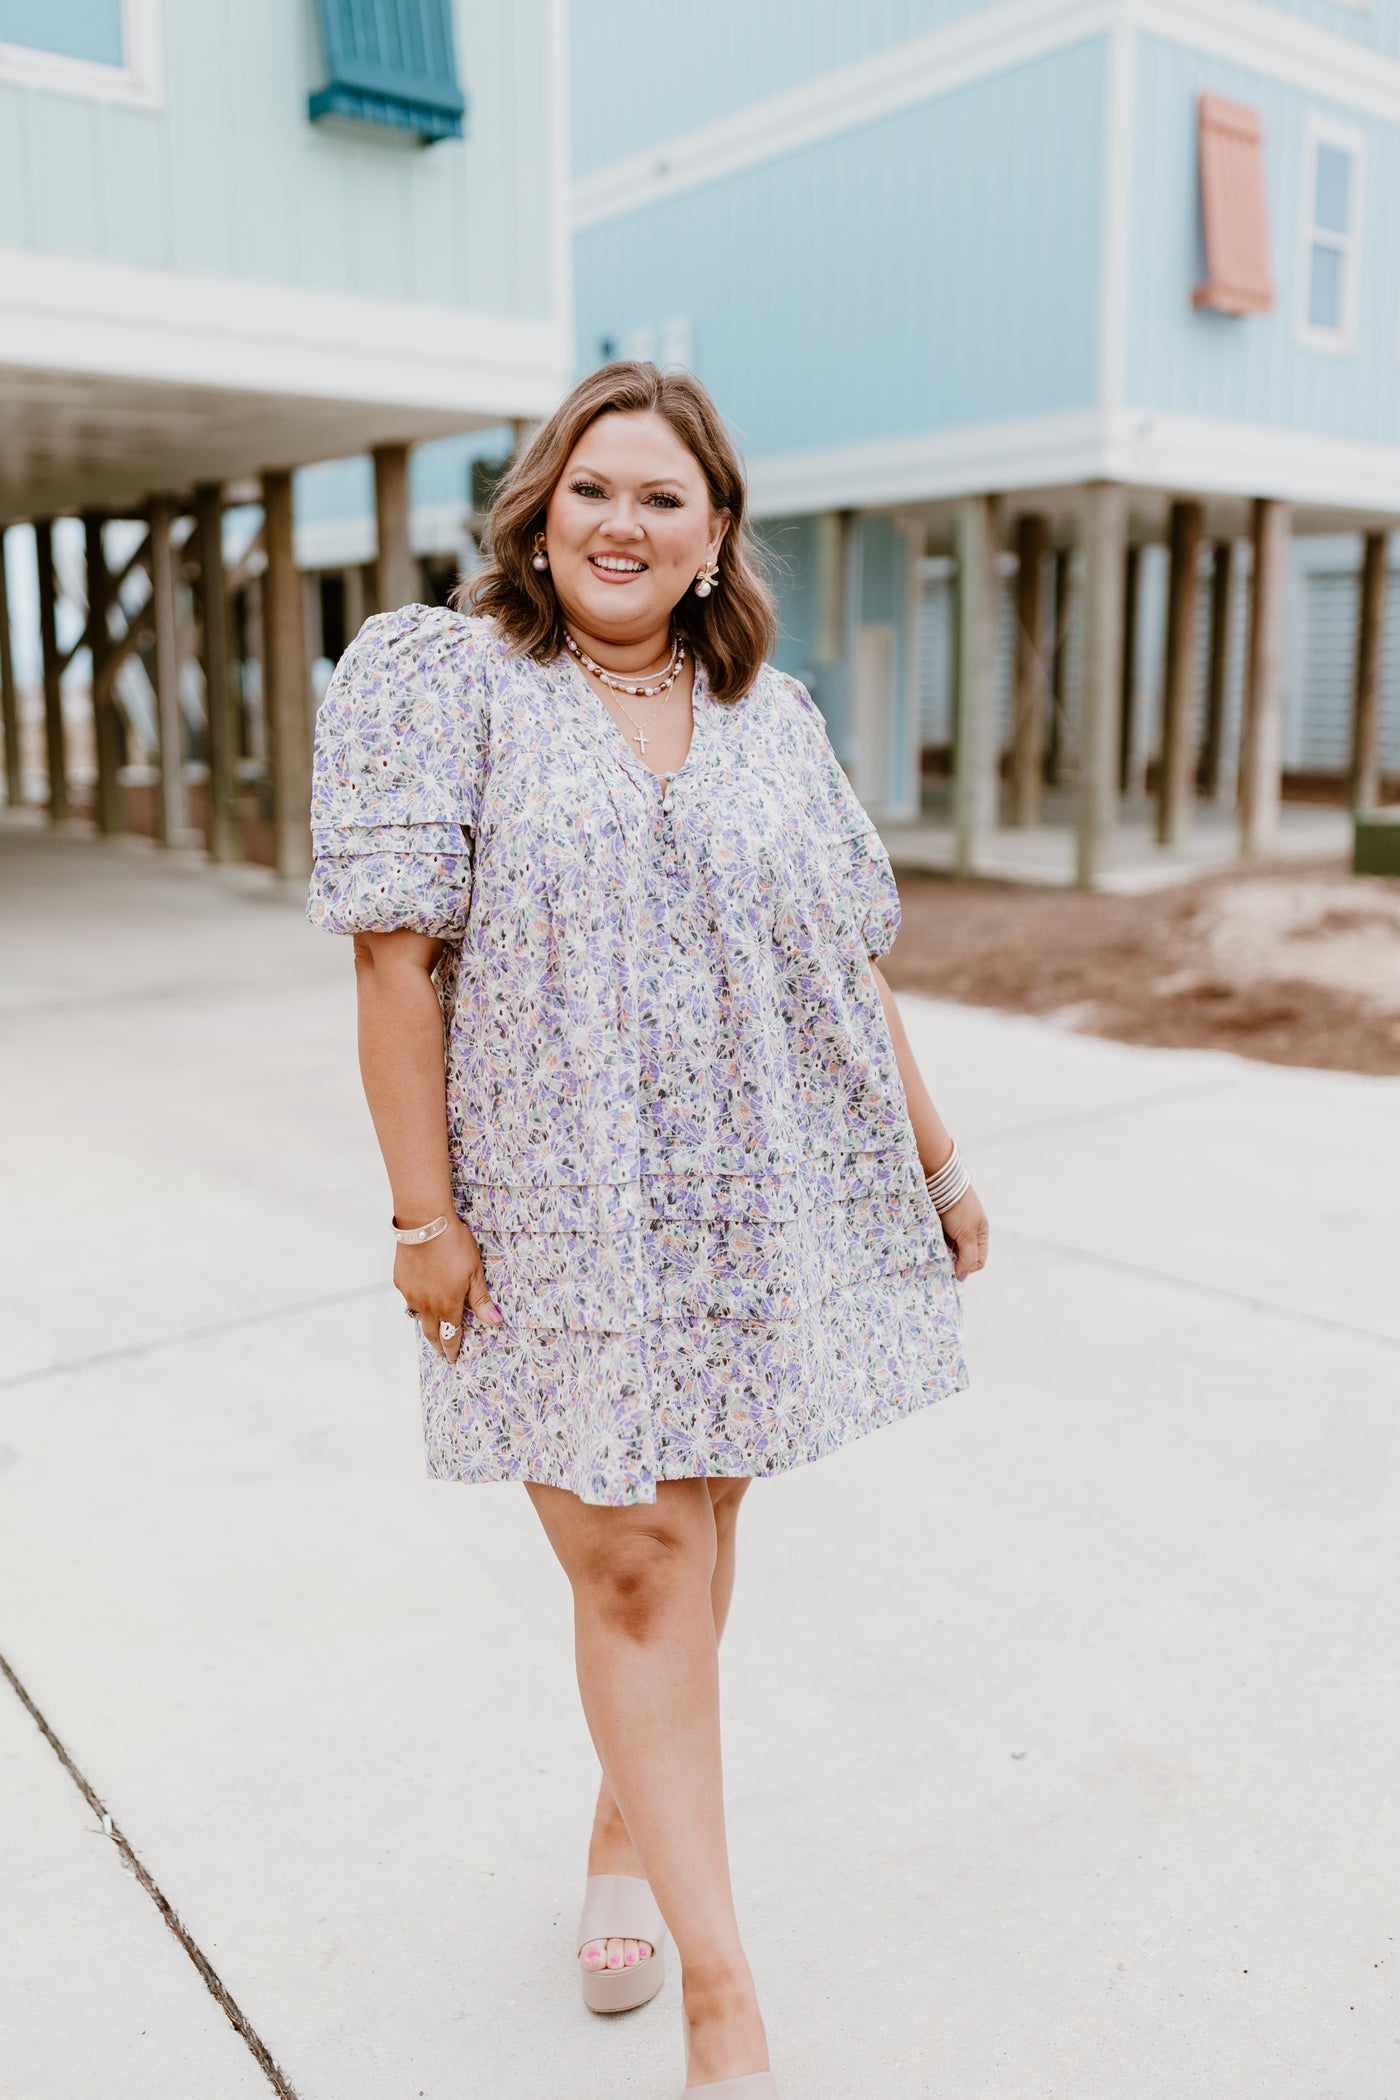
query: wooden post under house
1349 530 1388 812
34 520 68 823
0 528 21 806
373 443 417 615
147 496 187 847
261 469 313 881
1076 482 1126 889
1118 541 1142 797
1009 511 1049 828
1046 547 1072 788
1197 541 1234 801
1157 498 1205 846
1239 497 1291 861
195 482 242 864
85 512 125 836
953 493 999 876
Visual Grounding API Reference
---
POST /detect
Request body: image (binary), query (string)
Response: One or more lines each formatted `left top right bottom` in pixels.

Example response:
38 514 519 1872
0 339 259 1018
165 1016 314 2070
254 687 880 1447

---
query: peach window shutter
1193 93 1275 316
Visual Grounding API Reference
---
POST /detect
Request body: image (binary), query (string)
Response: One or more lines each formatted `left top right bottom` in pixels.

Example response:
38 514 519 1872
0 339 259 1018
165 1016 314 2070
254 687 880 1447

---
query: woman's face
543 410 729 644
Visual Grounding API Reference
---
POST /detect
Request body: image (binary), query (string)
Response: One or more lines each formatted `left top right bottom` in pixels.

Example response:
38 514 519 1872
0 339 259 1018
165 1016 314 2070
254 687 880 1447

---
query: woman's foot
682 1959 769 2089
581 1779 656 1976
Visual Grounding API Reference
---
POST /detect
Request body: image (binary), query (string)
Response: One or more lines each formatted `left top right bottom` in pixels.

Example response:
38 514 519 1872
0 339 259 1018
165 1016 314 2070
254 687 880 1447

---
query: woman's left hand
940 1186 989 1281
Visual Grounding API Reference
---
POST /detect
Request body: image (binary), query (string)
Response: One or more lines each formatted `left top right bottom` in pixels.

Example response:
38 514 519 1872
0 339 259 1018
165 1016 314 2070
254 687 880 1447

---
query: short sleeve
305 605 491 939
783 673 901 958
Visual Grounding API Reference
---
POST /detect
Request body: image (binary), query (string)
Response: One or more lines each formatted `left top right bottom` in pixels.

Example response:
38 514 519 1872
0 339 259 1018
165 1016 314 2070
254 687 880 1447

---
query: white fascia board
745 407 1400 518
1131 0 1400 122
574 0 1117 230
0 249 572 421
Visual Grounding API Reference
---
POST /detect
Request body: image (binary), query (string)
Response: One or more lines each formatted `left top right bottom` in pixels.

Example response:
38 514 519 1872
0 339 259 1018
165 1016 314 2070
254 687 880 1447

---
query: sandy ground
883 857 1400 1077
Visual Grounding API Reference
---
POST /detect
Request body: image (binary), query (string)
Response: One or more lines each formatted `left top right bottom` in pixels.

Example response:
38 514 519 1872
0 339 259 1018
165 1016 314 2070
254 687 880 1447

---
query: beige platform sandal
683 2080 779 2097
576 1873 667 2013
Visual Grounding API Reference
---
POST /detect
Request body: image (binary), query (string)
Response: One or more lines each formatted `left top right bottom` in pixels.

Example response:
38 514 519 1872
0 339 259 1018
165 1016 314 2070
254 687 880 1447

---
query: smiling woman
306 360 985 2098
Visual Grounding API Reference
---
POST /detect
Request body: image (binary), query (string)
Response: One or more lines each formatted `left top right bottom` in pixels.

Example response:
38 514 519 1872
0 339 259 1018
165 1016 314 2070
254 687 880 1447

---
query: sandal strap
577 1873 666 1953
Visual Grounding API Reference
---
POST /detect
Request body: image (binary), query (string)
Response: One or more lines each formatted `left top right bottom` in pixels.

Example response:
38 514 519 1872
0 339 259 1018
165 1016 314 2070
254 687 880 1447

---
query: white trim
1097 13 1136 411
296 502 473 573
573 0 1116 230
1131 0 1400 125
0 0 164 110
1295 114 1365 355
546 0 575 345
574 0 1400 233
745 406 1400 519
0 247 572 417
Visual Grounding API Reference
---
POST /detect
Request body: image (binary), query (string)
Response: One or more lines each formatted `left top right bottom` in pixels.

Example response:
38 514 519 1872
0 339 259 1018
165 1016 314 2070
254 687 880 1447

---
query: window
1298 118 1364 352
309 0 465 145
0 0 161 106
1193 94 1274 317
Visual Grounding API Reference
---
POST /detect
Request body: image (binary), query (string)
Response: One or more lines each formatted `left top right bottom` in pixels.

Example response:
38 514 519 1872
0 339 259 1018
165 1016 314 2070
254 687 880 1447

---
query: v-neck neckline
560 645 710 788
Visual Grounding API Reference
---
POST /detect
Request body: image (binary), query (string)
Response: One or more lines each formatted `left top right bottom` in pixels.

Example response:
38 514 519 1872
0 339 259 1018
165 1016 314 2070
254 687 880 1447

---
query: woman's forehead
562 409 704 485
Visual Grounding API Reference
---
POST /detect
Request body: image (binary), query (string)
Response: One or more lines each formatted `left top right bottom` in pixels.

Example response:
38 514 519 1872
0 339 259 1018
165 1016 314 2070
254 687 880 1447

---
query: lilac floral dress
307 605 968 1507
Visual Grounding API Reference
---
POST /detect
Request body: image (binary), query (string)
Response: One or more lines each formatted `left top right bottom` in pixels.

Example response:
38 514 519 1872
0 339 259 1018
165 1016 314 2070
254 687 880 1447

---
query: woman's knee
574 1510 716 1644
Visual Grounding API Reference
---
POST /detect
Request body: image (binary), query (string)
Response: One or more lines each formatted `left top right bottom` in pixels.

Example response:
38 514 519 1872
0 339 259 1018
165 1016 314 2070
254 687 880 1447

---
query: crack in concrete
0 1280 389 1393
0 1650 301 2099
1000 1226 1400 1354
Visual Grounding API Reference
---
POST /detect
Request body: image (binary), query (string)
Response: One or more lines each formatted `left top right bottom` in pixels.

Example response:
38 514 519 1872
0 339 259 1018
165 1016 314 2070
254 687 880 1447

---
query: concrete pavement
2 813 1397 2100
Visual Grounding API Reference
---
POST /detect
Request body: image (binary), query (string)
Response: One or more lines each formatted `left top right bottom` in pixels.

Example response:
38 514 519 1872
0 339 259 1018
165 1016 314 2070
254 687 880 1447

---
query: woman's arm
869 958 989 1282
352 929 503 1360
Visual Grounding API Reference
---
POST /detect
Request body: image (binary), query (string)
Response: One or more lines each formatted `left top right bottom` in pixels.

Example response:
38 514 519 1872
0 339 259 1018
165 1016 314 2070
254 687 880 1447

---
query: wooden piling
953 494 999 876
84 512 124 835
1046 548 1072 788
1009 512 1049 828
373 444 417 614
1077 483 1126 889
261 469 313 881
0 529 21 807
1350 530 1388 812
1197 541 1234 800
35 520 68 823
147 497 186 847
1158 498 1205 845
1118 542 1142 797
195 483 241 863
1239 498 1291 860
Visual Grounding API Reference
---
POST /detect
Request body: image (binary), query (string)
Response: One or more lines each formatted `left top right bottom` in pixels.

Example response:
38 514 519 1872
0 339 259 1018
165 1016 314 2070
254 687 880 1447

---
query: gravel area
883 857 1400 1076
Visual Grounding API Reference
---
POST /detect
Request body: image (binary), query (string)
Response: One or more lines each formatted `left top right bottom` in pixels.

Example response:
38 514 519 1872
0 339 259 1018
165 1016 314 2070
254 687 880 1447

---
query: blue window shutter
309 0 466 144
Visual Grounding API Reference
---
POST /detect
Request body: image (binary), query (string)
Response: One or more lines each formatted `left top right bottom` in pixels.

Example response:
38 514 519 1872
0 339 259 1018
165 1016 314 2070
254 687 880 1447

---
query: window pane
1308 241 1345 331
1314 144 1352 236
0 0 123 64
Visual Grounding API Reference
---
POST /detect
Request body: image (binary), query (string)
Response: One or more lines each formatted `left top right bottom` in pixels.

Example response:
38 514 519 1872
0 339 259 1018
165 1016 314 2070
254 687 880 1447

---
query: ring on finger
439 1320 460 1341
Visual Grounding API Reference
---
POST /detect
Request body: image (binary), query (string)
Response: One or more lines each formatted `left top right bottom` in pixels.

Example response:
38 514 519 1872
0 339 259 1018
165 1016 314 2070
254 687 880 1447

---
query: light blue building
0 0 570 871
570 0 1400 881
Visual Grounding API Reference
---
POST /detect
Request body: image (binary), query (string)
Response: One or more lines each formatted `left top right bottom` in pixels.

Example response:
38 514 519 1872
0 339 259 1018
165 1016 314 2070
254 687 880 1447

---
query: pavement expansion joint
0 1649 302 2100
1002 1227 1400 1353
0 1279 389 1394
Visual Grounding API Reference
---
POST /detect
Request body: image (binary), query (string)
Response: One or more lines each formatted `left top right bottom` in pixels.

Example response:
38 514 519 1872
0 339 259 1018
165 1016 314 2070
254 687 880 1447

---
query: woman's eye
570 480 605 498
647 493 681 508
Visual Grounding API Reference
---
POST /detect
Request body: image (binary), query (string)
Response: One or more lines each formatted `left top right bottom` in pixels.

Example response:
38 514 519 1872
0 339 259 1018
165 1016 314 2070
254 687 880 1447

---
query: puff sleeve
784 674 902 958
305 604 490 939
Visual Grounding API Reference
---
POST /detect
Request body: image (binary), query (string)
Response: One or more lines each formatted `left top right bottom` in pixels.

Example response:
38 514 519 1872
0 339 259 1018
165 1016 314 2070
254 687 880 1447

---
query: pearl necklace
564 627 686 699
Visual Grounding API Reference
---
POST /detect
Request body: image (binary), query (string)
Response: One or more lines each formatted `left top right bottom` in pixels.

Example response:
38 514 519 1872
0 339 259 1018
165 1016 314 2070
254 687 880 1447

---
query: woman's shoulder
333 604 507 704
742 662 830 750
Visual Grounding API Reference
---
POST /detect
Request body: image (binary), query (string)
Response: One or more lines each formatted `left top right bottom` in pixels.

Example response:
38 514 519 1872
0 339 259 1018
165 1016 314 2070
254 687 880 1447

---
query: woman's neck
564 618 674 675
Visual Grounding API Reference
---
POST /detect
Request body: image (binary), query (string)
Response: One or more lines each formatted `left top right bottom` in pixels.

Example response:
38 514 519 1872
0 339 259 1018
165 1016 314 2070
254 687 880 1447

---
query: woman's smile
588 552 649 581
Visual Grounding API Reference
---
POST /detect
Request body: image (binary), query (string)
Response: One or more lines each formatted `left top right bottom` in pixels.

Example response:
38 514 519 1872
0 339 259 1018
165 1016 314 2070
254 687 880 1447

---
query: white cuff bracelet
924 1143 971 1215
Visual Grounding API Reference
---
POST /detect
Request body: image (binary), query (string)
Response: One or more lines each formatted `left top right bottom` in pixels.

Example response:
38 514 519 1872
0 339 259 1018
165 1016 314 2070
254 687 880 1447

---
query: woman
307 362 987 2098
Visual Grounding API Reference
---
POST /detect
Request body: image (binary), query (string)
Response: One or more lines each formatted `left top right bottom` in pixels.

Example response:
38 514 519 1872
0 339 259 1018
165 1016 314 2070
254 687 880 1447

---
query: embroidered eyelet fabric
308 606 968 1506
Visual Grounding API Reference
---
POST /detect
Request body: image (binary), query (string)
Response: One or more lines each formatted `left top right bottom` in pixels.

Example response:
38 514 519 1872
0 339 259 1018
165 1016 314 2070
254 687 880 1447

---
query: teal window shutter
310 0 466 144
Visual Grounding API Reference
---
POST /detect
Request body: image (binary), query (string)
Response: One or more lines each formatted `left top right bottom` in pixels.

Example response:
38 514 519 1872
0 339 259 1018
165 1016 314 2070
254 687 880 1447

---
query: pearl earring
694 559 720 598
531 532 550 572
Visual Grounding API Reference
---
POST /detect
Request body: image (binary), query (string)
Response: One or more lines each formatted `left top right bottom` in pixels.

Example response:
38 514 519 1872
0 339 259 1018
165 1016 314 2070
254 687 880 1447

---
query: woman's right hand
394 1215 503 1364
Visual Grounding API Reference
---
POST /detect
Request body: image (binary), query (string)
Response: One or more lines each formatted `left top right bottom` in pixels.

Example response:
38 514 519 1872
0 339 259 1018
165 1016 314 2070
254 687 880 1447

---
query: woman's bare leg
584 1480 753 1968
529 1476 766 2086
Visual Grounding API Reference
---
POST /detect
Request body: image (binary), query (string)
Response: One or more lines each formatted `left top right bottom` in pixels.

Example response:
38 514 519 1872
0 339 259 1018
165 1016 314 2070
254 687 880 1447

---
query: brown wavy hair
454 362 778 703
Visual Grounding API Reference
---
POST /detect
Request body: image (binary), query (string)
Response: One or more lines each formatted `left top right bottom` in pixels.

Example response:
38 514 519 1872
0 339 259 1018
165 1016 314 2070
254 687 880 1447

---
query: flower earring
694 559 720 599
531 531 550 572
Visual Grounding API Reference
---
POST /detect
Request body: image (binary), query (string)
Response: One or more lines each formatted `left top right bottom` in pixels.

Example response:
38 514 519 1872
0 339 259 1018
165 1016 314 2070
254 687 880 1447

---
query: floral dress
307 606 968 1507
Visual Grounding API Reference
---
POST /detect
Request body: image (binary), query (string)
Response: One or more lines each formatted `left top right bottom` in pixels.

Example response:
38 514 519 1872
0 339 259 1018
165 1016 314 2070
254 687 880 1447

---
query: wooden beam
262 469 313 880
1118 542 1142 797
85 512 124 835
953 494 999 875
224 523 265 600
147 497 186 847
0 528 21 807
1046 548 1073 788
1350 531 1388 812
34 520 68 823
1009 511 1049 828
1197 541 1234 801
1239 498 1291 861
373 443 417 614
1157 498 1205 846
195 483 241 864
1077 482 1126 889
94 609 154 709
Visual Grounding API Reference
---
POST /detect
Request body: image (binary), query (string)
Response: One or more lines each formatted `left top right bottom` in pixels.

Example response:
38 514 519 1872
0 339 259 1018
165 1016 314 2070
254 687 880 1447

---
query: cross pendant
632 727 649 753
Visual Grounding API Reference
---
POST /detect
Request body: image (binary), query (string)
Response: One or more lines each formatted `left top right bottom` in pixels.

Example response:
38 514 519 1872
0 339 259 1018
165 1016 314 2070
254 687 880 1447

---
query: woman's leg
529 1476 767 2086
584 1480 753 1967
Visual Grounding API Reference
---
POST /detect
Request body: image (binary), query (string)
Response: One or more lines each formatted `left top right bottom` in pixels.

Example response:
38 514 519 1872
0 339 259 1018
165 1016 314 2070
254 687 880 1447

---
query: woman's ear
708 510 732 562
